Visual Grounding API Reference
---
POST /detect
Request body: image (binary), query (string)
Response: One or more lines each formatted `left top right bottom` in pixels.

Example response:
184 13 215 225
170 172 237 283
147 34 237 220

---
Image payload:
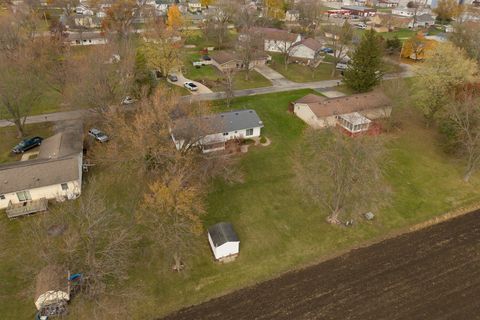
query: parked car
184 82 198 91
321 47 334 54
355 23 367 29
192 61 204 68
12 136 43 154
88 128 109 143
336 62 349 70
168 74 178 82
121 96 137 105
202 55 211 61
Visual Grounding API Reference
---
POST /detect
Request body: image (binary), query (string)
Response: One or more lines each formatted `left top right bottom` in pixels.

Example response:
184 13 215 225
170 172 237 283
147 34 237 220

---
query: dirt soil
162 210 480 320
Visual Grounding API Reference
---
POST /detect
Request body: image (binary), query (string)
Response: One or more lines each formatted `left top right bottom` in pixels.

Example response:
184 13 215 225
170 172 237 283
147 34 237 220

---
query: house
341 5 377 17
187 0 202 13
285 9 300 22
35 265 70 316
291 92 392 131
208 222 240 262
290 38 323 64
408 14 436 28
0 124 84 218
171 109 264 153
376 0 399 8
250 27 302 53
67 32 107 46
392 7 430 17
72 14 102 28
210 50 270 72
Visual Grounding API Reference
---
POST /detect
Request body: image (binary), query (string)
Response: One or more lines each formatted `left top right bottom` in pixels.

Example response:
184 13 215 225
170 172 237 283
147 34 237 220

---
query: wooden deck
6 198 48 218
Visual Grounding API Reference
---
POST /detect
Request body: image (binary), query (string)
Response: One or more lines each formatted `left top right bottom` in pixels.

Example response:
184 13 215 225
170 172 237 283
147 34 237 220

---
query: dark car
12 136 43 154
321 47 334 54
202 55 211 61
168 74 178 82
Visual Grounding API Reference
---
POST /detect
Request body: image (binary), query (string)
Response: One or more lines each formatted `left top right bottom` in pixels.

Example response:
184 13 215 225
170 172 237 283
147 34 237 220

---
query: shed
207 222 240 262
35 265 70 312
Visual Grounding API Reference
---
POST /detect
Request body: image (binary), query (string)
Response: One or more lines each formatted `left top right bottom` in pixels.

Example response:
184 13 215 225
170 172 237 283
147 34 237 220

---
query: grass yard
269 53 339 82
0 123 54 164
379 28 416 40
2 90 480 319
183 52 271 91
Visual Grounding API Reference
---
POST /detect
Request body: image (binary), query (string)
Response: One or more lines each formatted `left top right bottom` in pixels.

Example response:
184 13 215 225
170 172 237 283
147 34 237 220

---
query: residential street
0 65 413 128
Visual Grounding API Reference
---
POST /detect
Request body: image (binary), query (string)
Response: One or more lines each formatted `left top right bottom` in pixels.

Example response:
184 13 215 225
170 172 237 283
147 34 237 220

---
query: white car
355 23 367 29
122 96 137 105
336 62 349 70
184 82 198 91
88 128 109 143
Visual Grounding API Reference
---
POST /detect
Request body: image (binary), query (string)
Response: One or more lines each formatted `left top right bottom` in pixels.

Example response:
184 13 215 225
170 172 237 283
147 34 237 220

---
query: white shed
207 222 240 262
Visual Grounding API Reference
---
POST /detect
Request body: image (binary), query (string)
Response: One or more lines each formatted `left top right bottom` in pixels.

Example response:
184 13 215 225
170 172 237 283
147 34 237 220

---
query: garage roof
208 222 239 247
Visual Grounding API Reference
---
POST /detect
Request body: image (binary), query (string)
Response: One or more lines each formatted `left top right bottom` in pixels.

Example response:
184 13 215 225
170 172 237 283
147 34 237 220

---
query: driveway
168 72 213 94
254 65 293 86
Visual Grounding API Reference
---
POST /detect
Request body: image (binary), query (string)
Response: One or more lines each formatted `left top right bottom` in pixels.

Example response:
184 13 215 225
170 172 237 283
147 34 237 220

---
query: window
61 183 69 191
16 191 32 202
0 195 5 200
246 128 254 136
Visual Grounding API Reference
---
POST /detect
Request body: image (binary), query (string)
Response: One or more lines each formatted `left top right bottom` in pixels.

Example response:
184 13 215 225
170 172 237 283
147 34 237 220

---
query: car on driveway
12 136 43 154
88 128 109 143
184 82 198 91
202 55 211 61
355 23 367 29
336 62 349 70
168 74 178 82
321 47 334 54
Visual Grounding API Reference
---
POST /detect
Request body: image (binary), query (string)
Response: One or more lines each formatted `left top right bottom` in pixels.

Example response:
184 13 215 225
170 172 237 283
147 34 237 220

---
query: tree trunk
327 209 341 225
172 251 183 272
14 119 25 138
463 163 475 182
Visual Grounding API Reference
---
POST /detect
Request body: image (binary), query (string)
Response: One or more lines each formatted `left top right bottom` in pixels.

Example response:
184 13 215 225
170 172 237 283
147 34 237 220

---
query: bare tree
221 68 237 107
235 4 263 80
296 0 325 34
70 39 136 112
443 88 480 182
322 21 353 77
294 129 386 224
450 19 480 64
25 182 137 300
203 0 237 48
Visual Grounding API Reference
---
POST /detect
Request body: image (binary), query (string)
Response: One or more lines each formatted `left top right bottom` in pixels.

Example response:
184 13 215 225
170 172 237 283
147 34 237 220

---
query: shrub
260 136 267 144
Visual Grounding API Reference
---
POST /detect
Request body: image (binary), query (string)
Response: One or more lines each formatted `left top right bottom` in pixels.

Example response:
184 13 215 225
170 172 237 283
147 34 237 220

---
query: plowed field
162 211 480 320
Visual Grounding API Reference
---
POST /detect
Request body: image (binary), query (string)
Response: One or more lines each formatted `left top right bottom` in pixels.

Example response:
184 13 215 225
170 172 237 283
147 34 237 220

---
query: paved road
0 66 413 128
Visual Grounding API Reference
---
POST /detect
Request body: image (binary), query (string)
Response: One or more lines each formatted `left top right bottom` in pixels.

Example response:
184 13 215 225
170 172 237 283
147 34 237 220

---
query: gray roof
341 5 376 11
172 109 264 139
0 124 83 195
67 32 106 41
416 14 435 22
208 222 239 247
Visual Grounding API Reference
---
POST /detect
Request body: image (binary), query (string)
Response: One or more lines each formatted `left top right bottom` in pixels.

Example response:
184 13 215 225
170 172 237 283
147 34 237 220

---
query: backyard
1 90 480 319
269 53 339 82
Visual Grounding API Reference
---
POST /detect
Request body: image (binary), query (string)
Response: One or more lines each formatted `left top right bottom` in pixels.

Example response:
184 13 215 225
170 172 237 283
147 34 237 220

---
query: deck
6 198 48 218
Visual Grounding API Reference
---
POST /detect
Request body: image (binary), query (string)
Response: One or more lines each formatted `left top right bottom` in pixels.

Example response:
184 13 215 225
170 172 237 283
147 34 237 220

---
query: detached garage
208 222 240 262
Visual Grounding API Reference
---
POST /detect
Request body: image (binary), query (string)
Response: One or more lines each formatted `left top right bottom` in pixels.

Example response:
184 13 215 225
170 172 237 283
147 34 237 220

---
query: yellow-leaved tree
166 4 184 30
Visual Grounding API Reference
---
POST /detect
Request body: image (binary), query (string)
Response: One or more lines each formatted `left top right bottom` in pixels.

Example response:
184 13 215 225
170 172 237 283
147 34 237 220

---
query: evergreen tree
343 29 384 93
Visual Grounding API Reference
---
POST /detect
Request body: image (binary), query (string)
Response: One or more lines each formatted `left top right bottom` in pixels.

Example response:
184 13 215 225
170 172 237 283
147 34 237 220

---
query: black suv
12 136 43 153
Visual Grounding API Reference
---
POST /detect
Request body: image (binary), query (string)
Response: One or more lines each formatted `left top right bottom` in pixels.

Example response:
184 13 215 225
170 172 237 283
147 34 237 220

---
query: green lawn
183 52 271 91
2 90 480 319
269 53 339 82
379 28 416 40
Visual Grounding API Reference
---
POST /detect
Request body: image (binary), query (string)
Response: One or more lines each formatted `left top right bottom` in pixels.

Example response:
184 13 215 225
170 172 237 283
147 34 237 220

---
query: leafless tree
444 88 480 182
25 182 137 300
235 4 263 80
69 39 136 112
322 21 353 77
295 0 325 34
203 0 237 48
294 129 386 224
450 19 480 64
221 68 237 107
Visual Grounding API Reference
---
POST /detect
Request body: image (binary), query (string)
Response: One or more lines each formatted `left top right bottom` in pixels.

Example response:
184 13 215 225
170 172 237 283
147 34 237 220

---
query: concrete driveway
254 65 293 86
167 72 213 94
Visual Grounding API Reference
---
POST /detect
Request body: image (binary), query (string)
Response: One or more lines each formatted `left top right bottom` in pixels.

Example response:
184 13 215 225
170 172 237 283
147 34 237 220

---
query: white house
289 38 323 63
250 27 302 53
285 9 300 22
292 92 392 130
67 32 108 46
187 0 202 12
392 7 431 17
171 109 264 153
408 13 436 28
0 125 83 218
207 222 240 262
